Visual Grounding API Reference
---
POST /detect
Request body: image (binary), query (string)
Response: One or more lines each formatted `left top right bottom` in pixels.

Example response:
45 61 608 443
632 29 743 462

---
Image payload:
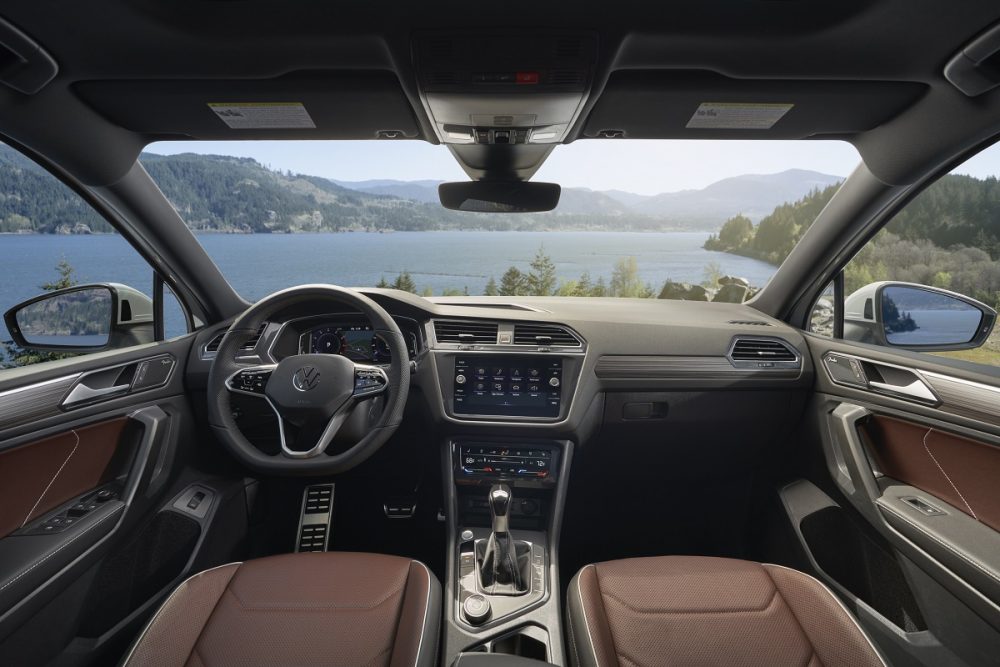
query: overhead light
529 131 557 142
442 124 475 143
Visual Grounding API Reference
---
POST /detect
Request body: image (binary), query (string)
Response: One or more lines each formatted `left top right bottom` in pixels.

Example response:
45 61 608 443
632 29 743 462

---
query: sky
145 138 1000 196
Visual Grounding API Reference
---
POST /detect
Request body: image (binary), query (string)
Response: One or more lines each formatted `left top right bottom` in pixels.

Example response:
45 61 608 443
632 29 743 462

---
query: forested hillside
704 174 1000 309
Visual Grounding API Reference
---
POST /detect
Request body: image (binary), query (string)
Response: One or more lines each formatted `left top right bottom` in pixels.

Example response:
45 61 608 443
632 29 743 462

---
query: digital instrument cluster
298 322 416 364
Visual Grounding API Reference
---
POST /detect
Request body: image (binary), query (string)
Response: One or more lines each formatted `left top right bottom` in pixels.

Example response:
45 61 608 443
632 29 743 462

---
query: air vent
427 38 453 59
551 70 584 85
513 323 581 347
554 37 582 58
429 71 458 86
205 322 266 353
730 338 797 362
728 320 772 326
434 320 499 344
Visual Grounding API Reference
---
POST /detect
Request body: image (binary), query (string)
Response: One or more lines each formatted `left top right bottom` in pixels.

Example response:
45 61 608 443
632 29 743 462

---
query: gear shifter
478 483 529 595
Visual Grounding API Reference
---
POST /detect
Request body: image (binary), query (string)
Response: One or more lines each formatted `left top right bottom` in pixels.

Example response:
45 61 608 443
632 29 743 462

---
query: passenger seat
566 556 885 667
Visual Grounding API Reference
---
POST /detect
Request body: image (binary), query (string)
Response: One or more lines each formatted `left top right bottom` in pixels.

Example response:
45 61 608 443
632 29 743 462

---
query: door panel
798 334 1000 666
0 418 129 538
0 337 203 663
863 415 1000 532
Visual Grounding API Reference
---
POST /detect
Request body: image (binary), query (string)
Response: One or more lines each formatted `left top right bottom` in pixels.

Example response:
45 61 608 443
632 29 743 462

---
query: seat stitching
185 564 243 666
764 564 887 667
923 428 978 520
21 429 79 527
0 505 121 593
879 503 1000 585
763 568 819 666
599 588 780 615
593 565 623 667
225 583 407 611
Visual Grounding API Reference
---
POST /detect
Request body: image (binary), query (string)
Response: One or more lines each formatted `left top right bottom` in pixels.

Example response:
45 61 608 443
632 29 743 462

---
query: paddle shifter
477 483 530 596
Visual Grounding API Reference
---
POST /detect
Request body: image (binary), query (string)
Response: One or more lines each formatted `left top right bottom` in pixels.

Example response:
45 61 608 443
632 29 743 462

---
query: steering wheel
207 285 409 475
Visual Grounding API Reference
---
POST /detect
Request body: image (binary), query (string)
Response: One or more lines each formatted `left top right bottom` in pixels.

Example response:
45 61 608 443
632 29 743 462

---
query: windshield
138 139 859 302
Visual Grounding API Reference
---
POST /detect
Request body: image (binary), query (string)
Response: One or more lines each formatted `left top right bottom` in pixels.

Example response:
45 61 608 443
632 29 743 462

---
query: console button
549 376 560 387
455 374 467 385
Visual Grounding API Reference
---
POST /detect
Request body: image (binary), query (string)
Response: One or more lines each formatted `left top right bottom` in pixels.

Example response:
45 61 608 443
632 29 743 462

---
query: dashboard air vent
730 338 797 362
513 323 581 347
434 320 499 344
206 322 266 353
551 70 584 86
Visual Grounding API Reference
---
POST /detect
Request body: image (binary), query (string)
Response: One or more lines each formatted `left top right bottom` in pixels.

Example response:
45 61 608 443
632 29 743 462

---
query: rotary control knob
456 374 467 385
548 376 560 387
463 594 491 625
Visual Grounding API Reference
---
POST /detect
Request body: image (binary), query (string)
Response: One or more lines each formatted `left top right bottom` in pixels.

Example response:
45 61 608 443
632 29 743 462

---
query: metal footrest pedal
295 483 334 552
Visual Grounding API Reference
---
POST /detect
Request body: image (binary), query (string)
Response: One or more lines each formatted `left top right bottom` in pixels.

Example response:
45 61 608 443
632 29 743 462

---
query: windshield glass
137 139 859 301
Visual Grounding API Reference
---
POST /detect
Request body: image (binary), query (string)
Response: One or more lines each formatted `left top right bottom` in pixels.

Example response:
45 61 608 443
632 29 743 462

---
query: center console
442 438 572 665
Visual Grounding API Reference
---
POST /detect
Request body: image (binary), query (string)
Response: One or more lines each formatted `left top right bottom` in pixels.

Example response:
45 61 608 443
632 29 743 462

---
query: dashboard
205 292 813 433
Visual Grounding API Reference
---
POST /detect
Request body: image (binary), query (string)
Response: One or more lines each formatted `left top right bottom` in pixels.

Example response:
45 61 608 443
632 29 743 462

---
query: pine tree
484 277 498 296
498 267 527 296
526 246 557 296
392 272 417 293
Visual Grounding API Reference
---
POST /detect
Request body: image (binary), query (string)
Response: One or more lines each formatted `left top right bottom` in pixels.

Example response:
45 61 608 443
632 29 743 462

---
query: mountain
333 179 443 203
622 169 843 223
0 145 845 234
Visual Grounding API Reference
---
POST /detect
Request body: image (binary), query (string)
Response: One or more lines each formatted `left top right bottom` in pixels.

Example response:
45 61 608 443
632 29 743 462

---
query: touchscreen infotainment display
453 356 562 418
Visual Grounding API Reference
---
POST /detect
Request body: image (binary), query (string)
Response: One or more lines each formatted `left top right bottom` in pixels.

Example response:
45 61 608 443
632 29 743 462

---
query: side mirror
844 281 996 351
3 283 154 353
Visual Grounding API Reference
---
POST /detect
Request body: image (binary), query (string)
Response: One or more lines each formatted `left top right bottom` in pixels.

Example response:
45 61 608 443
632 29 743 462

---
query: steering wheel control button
229 368 273 395
354 366 389 397
463 594 491 625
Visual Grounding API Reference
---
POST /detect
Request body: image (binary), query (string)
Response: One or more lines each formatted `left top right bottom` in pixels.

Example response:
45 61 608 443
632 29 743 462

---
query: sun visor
583 71 926 140
72 71 421 141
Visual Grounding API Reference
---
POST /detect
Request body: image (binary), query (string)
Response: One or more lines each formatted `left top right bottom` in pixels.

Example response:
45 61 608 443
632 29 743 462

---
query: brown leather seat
566 556 886 667
121 552 440 667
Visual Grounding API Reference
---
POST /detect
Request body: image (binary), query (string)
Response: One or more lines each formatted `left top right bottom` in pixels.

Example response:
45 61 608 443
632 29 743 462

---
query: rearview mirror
4 283 155 353
844 281 996 351
439 181 561 213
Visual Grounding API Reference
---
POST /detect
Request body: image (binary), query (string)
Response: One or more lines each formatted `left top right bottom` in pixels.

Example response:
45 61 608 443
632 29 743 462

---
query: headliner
1 0 1000 186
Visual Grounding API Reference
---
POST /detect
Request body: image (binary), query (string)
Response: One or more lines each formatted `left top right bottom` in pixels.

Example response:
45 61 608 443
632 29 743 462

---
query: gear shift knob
488 483 512 534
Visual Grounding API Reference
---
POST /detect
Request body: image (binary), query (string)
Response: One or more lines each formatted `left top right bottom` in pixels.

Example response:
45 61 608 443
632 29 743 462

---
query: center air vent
729 338 798 363
434 320 499 344
513 323 581 347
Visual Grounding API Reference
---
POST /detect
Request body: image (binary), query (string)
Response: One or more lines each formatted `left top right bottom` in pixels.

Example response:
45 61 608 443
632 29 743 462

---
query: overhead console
412 31 598 146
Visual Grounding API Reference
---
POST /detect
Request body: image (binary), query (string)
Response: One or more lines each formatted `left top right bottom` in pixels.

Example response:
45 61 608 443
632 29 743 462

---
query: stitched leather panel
123 563 240 666
124 552 437 667
0 418 128 538
864 414 1000 532
570 556 884 667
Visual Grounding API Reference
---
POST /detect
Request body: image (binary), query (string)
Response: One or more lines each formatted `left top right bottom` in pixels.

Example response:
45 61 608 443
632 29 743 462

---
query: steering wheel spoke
225 364 277 397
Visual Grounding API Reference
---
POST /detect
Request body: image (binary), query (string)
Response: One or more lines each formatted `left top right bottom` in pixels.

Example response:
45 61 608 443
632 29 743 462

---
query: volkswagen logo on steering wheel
292 366 321 392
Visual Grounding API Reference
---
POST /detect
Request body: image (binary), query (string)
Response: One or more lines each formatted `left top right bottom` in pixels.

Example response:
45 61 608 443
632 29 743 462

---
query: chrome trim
725 335 802 370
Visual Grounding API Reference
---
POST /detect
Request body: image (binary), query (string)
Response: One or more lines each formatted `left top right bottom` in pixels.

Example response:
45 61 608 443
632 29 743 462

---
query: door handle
868 378 939 404
62 383 130 407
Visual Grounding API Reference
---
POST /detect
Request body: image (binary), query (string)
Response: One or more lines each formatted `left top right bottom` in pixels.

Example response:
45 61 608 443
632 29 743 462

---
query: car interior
3 1 1000 666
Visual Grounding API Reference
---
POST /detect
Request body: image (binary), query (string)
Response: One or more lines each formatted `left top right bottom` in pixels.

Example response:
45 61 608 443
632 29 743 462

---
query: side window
0 143 188 371
812 144 1000 370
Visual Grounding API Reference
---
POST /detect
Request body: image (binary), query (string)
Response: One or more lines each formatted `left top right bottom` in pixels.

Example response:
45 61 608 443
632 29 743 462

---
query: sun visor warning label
208 103 316 129
686 103 793 130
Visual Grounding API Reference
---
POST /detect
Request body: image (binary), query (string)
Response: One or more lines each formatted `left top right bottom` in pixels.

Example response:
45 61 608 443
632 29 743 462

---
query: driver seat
121 552 440 667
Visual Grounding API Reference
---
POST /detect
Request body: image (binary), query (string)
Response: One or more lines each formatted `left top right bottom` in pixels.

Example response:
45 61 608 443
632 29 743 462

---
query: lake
0 231 778 341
